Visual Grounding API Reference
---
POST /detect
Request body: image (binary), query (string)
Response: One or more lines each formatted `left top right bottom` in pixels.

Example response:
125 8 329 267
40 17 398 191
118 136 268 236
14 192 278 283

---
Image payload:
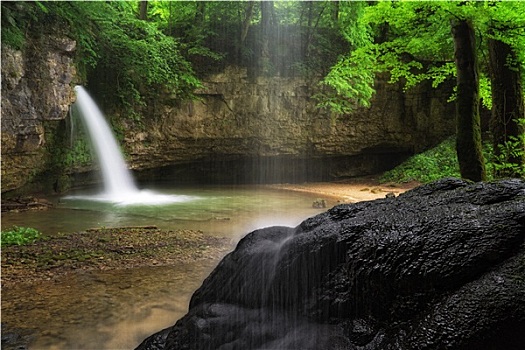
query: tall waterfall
73 86 138 196
71 86 194 205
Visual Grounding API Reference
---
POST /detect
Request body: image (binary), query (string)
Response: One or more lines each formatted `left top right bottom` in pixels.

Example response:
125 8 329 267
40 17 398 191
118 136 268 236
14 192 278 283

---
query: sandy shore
267 176 420 203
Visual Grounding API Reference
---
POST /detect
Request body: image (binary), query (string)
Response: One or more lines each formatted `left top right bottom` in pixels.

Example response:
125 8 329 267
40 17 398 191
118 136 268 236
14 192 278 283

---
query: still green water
2 185 328 238
1 185 331 350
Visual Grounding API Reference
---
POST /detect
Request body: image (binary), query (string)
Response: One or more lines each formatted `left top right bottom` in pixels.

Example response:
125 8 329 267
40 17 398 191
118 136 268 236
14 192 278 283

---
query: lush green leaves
321 1 525 114
485 118 525 178
91 6 200 110
2 1 201 119
380 138 461 184
1 226 42 246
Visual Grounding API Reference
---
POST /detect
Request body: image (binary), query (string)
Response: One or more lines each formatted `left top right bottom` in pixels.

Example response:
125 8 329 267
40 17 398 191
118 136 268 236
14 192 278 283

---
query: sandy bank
267 176 419 203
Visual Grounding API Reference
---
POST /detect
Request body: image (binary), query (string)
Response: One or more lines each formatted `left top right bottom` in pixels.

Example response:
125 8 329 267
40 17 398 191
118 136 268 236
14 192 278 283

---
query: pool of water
1 185 332 349
2 184 330 239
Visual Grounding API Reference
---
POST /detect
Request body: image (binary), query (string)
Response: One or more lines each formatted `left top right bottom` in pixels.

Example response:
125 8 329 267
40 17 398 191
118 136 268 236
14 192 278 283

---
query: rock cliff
1 37 77 193
2 44 455 192
137 178 525 350
125 67 455 184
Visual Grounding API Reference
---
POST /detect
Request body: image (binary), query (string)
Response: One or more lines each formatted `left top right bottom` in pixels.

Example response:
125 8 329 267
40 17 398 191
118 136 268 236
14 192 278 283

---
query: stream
1 185 332 349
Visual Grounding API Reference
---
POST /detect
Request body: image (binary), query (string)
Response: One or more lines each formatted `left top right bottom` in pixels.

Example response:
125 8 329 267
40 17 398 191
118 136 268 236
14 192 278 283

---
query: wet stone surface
137 179 525 350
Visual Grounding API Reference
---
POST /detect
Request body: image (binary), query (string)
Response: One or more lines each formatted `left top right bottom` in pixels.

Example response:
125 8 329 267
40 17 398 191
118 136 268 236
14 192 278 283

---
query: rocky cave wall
124 66 456 184
1 37 456 194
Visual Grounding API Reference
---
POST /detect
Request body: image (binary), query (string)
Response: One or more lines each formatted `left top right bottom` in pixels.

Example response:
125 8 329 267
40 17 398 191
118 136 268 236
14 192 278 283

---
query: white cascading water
74 86 138 195
71 85 195 205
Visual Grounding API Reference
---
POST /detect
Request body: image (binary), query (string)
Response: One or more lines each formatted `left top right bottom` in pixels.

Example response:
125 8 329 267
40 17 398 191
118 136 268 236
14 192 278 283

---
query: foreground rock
137 178 525 350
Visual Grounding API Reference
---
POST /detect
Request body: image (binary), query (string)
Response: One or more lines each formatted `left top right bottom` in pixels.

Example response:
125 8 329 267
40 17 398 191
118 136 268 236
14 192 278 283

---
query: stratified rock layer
126 68 456 184
137 178 525 350
1 38 76 192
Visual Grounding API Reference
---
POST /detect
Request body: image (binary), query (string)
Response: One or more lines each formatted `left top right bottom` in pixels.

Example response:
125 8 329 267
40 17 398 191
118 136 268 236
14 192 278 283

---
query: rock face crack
137 178 525 350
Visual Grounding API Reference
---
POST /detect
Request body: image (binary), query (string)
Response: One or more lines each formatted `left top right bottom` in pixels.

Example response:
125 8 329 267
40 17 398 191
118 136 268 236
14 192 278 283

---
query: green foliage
316 47 375 114
64 138 93 168
3 1 201 120
91 5 201 114
382 124 525 183
380 138 461 184
65 1 201 116
317 2 374 113
485 118 525 179
320 1 525 114
1 2 42 50
1 226 42 246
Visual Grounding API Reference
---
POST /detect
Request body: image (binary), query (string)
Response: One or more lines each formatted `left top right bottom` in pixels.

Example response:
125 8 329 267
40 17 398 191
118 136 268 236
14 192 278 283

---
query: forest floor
1 177 419 287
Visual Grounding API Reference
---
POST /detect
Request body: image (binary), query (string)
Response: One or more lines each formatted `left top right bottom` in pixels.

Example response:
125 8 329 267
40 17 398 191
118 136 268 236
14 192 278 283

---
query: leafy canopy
1 1 201 117
321 1 525 113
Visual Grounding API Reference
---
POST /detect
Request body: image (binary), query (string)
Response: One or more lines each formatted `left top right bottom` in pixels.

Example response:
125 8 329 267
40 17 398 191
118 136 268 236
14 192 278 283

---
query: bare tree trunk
331 0 340 23
240 2 255 44
260 1 273 75
488 37 525 176
451 19 486 182
139 1 148 21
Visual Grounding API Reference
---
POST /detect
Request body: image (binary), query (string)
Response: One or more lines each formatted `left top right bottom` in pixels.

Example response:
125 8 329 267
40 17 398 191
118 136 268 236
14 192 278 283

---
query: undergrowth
380 137 460 184
1 226 42 246
381 133 525 184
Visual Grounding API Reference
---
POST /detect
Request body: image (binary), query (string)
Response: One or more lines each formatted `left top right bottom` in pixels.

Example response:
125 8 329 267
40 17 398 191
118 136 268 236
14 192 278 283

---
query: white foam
65 190 200 206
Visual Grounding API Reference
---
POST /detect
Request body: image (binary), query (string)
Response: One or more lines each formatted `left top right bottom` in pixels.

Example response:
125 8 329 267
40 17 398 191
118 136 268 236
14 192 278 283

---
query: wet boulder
137 178 525 350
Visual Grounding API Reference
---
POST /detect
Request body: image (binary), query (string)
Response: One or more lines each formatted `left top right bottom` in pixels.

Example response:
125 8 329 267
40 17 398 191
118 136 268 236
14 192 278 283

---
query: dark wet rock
137 178 525 350
312 198 327 208
1 196 53 212
1 323 35 350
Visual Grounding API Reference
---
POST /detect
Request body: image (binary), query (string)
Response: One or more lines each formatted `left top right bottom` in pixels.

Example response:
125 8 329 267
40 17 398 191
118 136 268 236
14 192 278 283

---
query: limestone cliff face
1 36 77 193
124 66 455 183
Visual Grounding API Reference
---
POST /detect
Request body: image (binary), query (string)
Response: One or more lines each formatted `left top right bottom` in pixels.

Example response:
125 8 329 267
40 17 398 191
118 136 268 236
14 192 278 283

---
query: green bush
1 226 42 246
485 118 525 179
380 137 461 183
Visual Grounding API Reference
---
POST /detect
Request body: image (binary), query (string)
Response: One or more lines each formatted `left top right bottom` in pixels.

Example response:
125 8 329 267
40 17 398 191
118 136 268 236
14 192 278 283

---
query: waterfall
70 86 196 206
73 86 138 196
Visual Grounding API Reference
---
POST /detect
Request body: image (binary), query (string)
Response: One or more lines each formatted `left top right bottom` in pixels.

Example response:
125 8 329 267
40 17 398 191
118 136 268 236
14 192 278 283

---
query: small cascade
69 86 195 206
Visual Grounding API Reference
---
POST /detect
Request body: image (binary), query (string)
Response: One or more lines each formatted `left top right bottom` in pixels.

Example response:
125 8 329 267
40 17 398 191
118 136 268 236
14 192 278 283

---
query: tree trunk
331 1 340 23
451 19 486 182
260 1 273 75
240 2 255 44
139 1 148 21
488 37 525 176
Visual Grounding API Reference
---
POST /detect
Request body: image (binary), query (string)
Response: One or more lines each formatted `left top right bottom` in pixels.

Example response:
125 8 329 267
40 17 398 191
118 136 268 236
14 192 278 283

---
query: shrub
485 118 525 179
380 137 461 183
1 226 42 246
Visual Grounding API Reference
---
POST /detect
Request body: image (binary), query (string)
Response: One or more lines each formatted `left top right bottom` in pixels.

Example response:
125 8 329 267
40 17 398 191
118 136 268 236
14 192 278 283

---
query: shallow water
2 184 329 239
1 185 331 349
